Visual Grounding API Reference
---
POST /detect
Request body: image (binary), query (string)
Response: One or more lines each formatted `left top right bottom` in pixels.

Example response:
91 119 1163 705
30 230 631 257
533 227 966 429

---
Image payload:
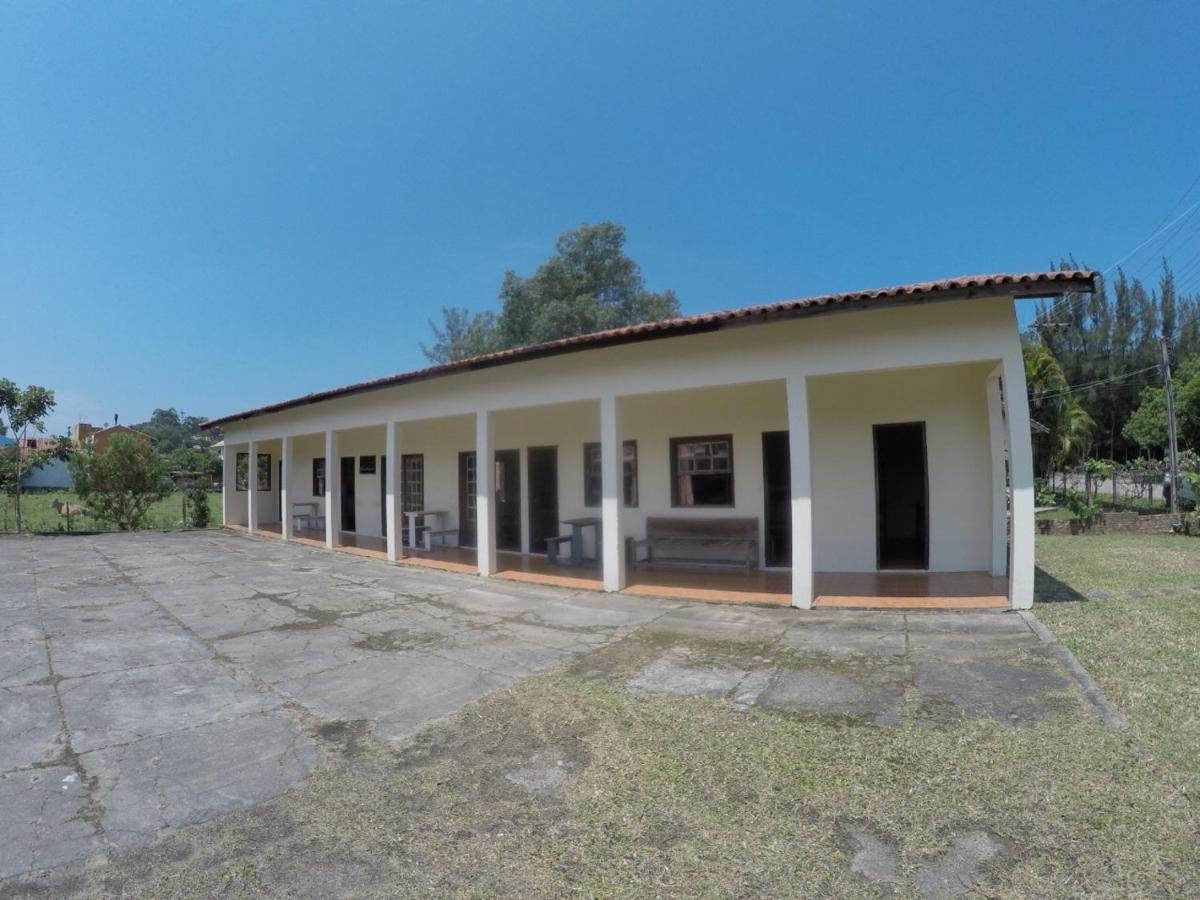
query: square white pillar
475 409 497 577
280 435 293 541
786 374 814 609
1001 352 1036 609
324 430 339 550
985 368 1009 578
247 440 259 533
220 444 230 526
600 394 626 591
385 422 404 562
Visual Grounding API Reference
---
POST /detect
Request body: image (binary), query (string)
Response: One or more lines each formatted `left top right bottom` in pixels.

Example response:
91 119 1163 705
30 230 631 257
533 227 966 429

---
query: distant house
91 424 152 454
15 437 72 490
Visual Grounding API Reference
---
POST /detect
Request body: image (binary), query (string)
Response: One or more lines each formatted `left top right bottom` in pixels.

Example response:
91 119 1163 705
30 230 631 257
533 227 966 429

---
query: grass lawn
1037 534 1200 801
0 489 221 533
51 534 1200 898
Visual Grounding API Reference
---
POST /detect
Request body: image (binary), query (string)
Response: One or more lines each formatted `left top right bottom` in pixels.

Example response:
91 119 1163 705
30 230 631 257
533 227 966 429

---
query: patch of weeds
353 629 440 652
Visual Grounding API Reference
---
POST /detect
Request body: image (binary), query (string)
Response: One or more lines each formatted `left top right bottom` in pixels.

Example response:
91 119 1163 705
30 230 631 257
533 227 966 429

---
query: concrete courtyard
0 530 1095 888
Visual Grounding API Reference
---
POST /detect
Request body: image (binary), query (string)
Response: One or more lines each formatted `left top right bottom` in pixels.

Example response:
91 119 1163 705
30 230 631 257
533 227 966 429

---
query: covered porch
222 354 1032 611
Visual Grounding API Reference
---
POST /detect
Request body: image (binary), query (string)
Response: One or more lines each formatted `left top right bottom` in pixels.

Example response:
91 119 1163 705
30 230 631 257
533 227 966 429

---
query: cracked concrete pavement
0 529 1091 884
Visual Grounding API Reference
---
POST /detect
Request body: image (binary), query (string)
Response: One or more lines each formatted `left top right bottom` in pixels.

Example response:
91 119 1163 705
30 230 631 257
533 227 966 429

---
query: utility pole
1161 337 1180 523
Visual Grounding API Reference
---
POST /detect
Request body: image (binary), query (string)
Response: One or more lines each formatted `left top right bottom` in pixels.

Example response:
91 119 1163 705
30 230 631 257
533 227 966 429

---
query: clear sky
3 1 1198 434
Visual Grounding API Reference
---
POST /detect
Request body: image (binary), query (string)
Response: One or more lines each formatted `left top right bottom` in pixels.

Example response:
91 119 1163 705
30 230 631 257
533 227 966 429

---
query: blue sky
3 1 1198 434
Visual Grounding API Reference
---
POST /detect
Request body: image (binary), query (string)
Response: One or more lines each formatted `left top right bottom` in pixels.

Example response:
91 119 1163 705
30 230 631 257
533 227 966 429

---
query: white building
204 270 1096 610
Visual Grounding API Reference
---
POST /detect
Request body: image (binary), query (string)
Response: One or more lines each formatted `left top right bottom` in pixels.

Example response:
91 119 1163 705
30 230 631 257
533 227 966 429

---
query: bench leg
547 542 559 565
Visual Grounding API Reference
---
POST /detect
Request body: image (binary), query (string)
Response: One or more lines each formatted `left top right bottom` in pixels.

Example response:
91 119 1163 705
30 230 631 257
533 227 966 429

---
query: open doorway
873 422 928 569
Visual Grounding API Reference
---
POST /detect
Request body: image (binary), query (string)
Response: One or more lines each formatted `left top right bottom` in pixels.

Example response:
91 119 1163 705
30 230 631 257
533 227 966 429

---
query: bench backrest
645 517 758 541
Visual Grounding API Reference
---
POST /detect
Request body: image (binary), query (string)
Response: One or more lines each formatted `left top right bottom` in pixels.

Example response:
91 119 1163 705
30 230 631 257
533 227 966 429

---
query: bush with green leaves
188 485 211 528
71 434 170 531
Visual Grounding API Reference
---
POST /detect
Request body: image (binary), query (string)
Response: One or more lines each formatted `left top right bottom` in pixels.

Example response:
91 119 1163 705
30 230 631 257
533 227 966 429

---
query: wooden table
560 516 601 566
403 510 446 549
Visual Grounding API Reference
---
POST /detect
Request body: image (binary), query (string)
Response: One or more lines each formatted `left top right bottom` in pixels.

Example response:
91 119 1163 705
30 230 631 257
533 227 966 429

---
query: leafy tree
71 434 170 531
132 408 218 453
1123 355 1200 453
421 307 500 365
170 445 221 479
0 380 65 532
423 222 680 363
1029 259 1200 460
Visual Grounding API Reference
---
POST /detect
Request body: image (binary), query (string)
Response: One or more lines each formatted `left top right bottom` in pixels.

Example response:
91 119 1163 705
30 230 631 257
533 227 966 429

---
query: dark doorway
494 449 521 552
527 446 559 553
277 460 283 522
458 451 477 548
380 455 387 537
873 422 928 569
340 456 356 532
762 431 790 566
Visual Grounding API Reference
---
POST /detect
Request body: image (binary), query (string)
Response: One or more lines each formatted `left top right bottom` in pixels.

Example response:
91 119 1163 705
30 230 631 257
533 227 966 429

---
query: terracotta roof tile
203 269 1096 428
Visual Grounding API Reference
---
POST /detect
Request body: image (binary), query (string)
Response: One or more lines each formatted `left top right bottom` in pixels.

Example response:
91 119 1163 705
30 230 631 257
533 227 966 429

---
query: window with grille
402 455 424 513
670 435 733 506
583 441 638 507
235 453 249 491
312 458 326 497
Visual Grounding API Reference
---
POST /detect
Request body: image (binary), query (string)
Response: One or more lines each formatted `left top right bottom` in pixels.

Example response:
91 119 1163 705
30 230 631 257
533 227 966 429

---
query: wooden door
494 449 521 552
527 446 559 553
873 422 929 569
340 456 356 532
762 431 790 566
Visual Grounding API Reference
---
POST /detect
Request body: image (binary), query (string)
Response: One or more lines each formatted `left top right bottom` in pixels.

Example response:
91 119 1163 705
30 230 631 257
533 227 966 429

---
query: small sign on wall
359 455 376 475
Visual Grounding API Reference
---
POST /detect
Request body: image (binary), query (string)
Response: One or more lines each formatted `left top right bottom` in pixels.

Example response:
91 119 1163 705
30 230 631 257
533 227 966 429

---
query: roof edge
203 269 1096 429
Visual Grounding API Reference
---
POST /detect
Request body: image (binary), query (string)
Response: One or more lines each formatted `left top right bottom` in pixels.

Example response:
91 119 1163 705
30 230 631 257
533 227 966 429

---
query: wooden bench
636 517 759 571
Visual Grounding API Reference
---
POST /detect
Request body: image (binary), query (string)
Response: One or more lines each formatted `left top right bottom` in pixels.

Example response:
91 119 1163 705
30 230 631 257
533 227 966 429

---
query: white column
247 440 259 533
220 444 230 525
600 394 626 591
385 422 403 562
475 409 496 577
985 367 1008 577
786 374 814 609
324 430 338 550
281 435 293 541
1001 351 1036 609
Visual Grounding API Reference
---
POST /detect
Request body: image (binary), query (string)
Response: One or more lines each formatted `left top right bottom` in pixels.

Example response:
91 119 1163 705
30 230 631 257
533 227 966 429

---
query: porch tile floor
814 572 1009 609
224 528 1009 608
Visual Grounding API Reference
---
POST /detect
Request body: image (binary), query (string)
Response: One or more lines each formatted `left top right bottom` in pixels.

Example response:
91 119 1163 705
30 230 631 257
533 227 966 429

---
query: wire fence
0 489 222 535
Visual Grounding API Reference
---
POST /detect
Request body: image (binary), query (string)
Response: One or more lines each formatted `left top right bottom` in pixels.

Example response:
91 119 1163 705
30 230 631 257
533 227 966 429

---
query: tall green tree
1030 259 1200 461
0 380 63 532
71 434 170 531
423 222 681 364
132 408 215 452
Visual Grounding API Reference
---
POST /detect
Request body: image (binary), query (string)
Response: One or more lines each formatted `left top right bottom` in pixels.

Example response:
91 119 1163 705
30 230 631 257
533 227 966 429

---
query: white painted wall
219 295 1028 590
808 362 994 572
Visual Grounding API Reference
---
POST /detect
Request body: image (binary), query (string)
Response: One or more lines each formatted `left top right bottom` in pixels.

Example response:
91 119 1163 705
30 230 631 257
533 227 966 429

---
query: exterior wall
620 383 787 565
288 433 330 526
21 458 73 489
223 441 281 527
808 363 994 573
93 426 151 454
218 295 1029 599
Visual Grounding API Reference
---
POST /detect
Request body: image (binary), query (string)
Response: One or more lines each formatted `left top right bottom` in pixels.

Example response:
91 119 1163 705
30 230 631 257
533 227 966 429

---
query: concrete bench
423 528 459 550
544 534 575 565
636 517 759 571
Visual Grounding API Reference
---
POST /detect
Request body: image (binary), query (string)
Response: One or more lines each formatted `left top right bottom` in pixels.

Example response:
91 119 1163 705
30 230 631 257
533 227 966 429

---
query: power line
1033 363 1163 402
1103 196 1200 275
